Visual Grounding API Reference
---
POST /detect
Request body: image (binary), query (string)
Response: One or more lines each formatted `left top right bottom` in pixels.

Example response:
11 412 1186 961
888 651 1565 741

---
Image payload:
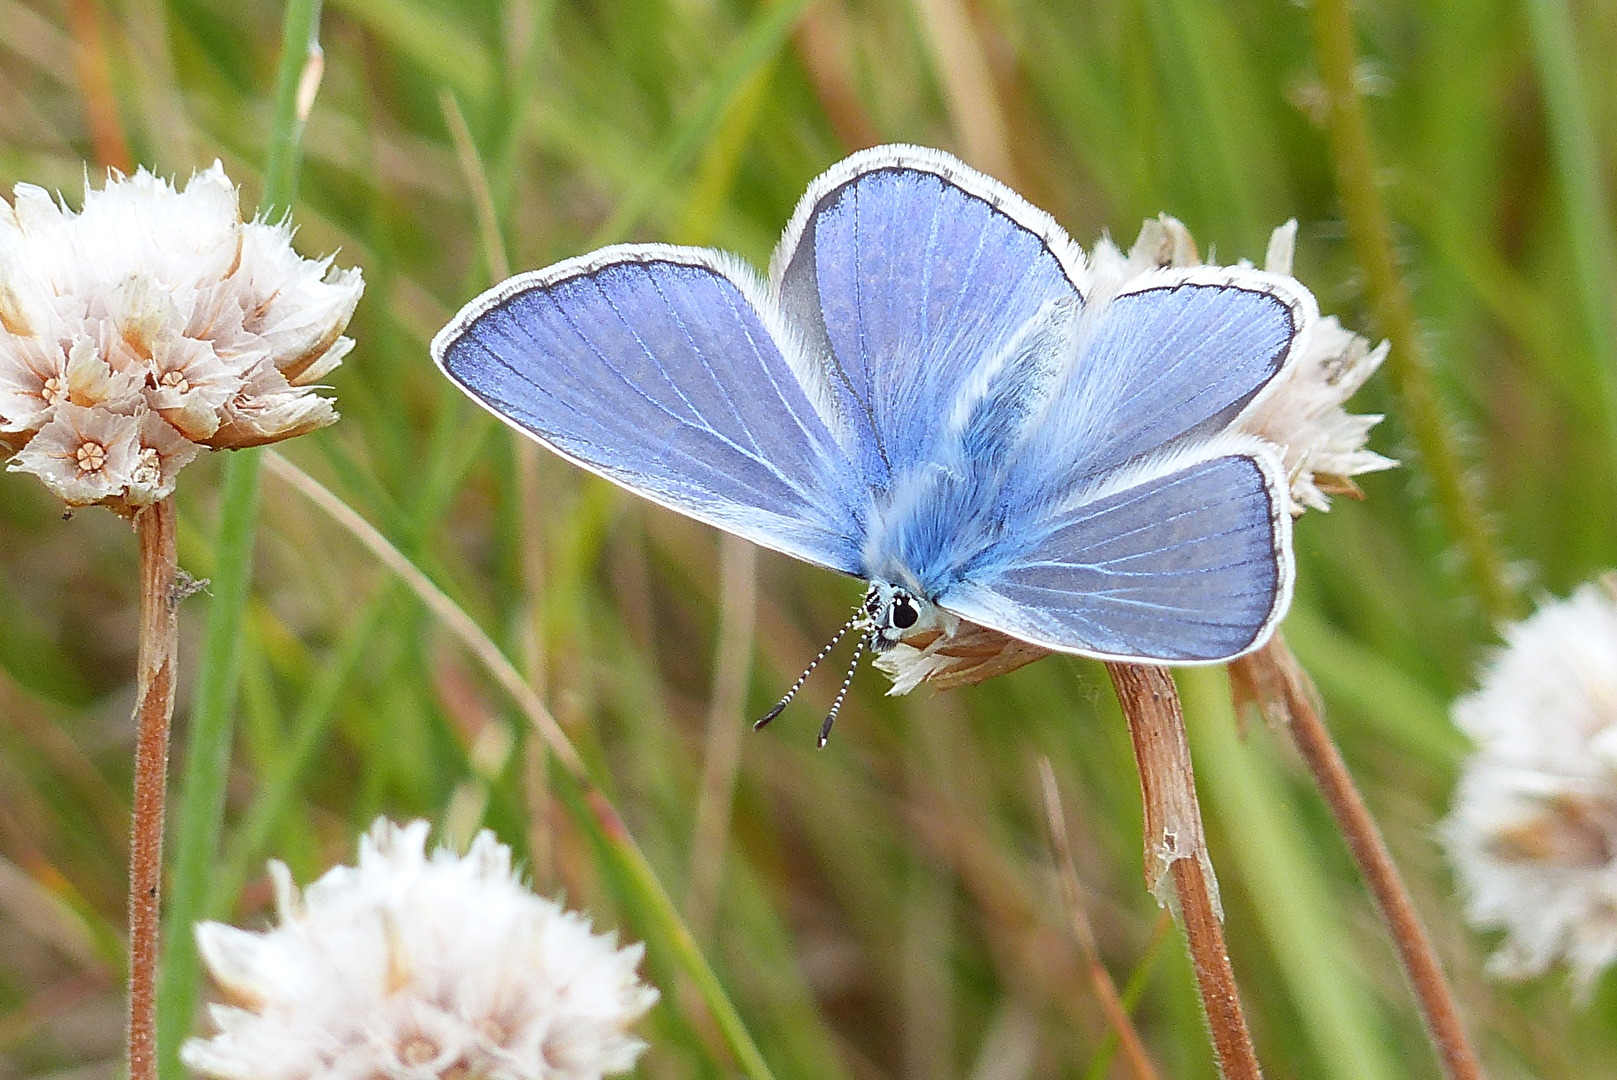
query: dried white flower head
872 612 1050 694
182 819 658 1080
1442 575 1617 992
877 216 1393 694
0 163 362 510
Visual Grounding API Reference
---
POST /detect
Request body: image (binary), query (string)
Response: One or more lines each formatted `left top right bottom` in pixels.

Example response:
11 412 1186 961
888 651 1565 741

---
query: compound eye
892 595 919 630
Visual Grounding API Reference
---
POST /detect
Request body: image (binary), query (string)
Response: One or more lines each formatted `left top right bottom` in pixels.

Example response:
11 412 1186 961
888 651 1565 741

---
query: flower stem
128 498 179 1080
1105 662 1263 1080
1308 0 1520 625
1233 636 1486 1080
155 4 323 1076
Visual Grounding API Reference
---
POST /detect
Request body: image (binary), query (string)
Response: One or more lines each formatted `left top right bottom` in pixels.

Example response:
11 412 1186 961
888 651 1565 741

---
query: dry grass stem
909 0 1014 181
262 450 589 778
1106 661 1263 1080
127 497 178 1080
67 0 133 172
1232 635 1487 1080
1038 757 1163 1080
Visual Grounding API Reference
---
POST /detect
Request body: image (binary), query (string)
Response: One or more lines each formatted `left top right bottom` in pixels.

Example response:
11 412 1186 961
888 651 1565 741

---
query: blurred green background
2 0 1615 1077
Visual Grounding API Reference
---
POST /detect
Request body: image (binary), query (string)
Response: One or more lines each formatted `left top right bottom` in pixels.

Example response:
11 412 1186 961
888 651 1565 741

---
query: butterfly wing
937 441 1292 663
1005 267 1316 506
910 269 1311 662
771 145 1088 483
433 245 869 575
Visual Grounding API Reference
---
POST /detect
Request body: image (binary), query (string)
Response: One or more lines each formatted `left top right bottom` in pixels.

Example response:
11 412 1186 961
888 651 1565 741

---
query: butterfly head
863 580 942 653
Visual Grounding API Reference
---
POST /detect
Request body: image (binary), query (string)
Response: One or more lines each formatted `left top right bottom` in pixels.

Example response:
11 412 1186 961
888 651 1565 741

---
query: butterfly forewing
433 246 868 576
772 147 1087 481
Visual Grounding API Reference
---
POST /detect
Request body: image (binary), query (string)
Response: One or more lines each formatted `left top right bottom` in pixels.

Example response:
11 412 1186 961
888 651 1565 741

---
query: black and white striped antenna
753 608 864 732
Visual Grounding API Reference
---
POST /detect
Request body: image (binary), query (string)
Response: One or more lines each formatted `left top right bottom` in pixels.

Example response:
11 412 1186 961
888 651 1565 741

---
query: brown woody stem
1234 636 1486 1080
1107 662 1263 1080
129 498 179 1080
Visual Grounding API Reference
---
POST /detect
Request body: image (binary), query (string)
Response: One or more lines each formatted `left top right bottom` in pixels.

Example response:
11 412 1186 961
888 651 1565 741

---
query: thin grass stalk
66 0 134 173
686 535 759 938
440 81 556 877
1105 662 1262 1080
588 0 816 247
262 452 777 1080
1233 635 1486 1080
910 0 1015 182
1307 0 1518 625
153 460 261 1080
122 0 193 167
208 592 398 910
153 3 324 1076
1085 912 1176 1080
127 499 178 1080
440 90 512 283
793 1 881 152
1037 757 1163 1080
439 67 559 879
1521 0 1617 492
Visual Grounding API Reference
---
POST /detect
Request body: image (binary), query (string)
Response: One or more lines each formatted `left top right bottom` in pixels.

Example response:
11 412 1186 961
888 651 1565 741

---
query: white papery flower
1442 576 1617 992
873 613 1053 695
0 163 362 509
182 819 658 1080
878 215 1393 693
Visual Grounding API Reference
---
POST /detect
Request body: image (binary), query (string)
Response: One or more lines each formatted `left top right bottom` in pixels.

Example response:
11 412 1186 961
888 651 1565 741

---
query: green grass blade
588 0 816 247
155 1 325 1075
1522 0 1617 502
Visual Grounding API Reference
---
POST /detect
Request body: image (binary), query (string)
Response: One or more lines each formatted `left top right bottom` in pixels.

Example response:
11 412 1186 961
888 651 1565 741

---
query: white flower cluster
875 216 1394 693
183 819 659 1080
1442 576 1617 991
0 163 361 510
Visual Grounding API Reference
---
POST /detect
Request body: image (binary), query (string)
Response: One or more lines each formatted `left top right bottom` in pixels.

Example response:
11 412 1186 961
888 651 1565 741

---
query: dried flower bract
1442 575 1617 992
182 819 658 1080
0 163 362 510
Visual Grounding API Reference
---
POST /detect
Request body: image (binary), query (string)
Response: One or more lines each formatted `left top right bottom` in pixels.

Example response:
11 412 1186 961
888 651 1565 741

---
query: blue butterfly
433 146 1306 743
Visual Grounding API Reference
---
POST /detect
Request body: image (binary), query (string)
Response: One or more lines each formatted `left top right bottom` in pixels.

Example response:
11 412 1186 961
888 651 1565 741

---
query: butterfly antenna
818 629 872 748
754 610 862 731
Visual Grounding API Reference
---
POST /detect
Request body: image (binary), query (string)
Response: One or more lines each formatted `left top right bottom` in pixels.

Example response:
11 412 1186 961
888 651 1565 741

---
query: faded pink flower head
183 819 658 1080
1089 215 1396 515
0 163 362 510
1443 575 1617 993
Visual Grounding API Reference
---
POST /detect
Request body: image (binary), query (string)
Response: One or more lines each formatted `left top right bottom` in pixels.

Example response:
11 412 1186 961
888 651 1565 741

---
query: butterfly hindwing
937 444 1291 662
433 245 868 575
